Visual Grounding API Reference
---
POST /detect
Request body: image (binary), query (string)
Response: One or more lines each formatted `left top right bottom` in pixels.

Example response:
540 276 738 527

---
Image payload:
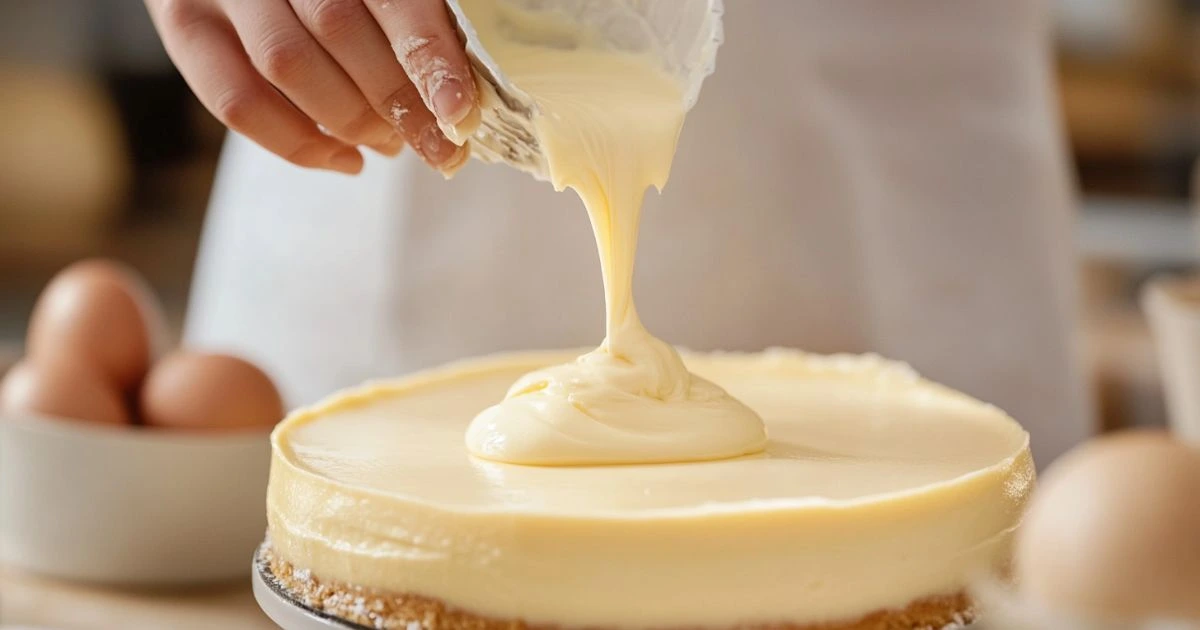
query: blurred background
0 0 1198 432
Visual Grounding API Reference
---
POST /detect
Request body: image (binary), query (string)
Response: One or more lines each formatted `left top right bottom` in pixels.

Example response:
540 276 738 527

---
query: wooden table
0 567 276 629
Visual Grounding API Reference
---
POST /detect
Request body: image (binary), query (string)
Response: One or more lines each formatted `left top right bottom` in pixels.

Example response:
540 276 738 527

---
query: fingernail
439 144 471 179
329 147 363 174
371 134 405 157
432 77 473 126
419 125 459 166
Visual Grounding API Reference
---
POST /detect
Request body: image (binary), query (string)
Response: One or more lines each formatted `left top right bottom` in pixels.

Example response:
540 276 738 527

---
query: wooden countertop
0 567 276 630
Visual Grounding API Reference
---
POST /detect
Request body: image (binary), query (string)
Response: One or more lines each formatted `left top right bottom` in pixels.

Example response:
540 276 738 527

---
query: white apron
185 0 1092 466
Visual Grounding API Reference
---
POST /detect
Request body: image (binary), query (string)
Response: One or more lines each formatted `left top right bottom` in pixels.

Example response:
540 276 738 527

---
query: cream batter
269 350 1034 627
459 0 767 466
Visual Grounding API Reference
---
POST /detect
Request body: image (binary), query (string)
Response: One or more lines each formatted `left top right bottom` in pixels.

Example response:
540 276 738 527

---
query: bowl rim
1 410 273 447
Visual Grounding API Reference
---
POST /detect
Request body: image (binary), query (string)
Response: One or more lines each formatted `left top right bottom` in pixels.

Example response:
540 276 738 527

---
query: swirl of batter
463 2 766 466
468 312 767 466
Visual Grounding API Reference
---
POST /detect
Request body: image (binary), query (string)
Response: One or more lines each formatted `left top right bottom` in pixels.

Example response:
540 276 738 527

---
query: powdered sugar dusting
398 36 432 60
420 57 454 105
428 66 453 98
393 35 461 114
390 102 409 126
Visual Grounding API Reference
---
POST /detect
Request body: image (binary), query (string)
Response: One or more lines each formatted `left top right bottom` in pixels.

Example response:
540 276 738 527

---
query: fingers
385 73 469 170
362 0 477 130
288 0 463 169
220 0 403 156
147 0 364 173
149 0 475 173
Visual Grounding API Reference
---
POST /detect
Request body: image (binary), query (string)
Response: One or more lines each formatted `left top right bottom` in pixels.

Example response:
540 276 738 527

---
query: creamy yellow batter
458 0 767 466
268 350 1034 627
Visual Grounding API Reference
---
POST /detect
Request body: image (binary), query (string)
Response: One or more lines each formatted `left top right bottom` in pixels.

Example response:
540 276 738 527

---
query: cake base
255 544 974 630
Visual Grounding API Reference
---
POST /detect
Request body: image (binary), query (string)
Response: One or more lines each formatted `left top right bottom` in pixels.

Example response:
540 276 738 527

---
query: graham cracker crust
256 544 975 630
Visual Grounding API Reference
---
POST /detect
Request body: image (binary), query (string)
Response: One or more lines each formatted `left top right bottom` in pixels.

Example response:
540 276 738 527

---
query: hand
146 0 478 174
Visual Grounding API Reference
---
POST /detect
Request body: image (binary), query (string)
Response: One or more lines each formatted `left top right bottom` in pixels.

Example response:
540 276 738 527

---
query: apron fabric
185 0 1092 466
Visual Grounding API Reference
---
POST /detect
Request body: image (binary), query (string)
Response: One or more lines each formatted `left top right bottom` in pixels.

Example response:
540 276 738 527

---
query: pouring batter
459 2 765 466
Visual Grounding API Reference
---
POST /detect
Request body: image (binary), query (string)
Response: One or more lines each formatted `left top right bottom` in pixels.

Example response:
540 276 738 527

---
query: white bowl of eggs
0 260 283 585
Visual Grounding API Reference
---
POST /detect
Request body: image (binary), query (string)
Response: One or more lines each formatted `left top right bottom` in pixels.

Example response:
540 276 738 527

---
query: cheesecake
260 349 1033 629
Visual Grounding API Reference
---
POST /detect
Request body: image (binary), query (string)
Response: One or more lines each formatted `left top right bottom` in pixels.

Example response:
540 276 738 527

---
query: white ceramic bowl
0 411 270 585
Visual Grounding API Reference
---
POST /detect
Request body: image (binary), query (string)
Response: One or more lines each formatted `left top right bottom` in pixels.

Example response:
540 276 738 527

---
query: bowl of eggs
0 260 283 585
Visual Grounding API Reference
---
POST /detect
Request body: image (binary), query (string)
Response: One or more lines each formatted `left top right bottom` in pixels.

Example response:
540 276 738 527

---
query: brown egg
0 359 130 425
139 351 284 431
1016 430 1200 621
27 259 164 390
